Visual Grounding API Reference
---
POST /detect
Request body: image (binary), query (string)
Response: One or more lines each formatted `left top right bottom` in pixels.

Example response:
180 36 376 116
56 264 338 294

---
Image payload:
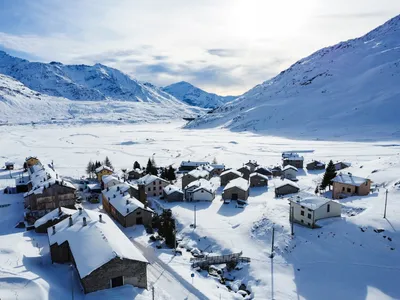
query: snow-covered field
1 121 400 300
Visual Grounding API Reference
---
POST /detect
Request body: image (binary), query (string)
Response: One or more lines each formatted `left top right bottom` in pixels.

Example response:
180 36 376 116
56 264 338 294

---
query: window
136 211 141 215
307 213 312 219
300 210 304 216
153 182 156 185
111 276 123 288
159 180 162 184
159 186 162 190
347 187 351 193
301 219 304 223
153 187 156 191
153 193 156 196
301 206 305 209
342 187 345 192
201 190 204 193
308 209 312 212
327 204 330 213
308 223 311 226
148 187 151 192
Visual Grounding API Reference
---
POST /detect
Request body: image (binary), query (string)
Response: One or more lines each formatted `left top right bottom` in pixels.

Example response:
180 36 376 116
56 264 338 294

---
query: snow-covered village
1 2 400 300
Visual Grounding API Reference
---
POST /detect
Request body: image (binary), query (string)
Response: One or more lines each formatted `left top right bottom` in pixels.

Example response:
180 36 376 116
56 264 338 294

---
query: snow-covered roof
48 209 148 278
282 152 304 161
289 192 334 210
275 179 299 189
34 207 76 228
255 166 272 172
102 184 153 216
332 173 369 186
271 166 282 171
220 169 242 177
210 164 225 169
335 161 351 167
5 161 14 166
245 160 258 166
163 184 183 195
283 165 298 172
137 174 168 185
180 161 209 167
24 163 75 197
186 178 216 193
102 175 120 185
128 168 143 174
95 165 113 173
87 183 101 191
238 165 251 171
250 172 269 180
188 168 209 178
224 177 249 192
307 160 324 166
201 164 214 172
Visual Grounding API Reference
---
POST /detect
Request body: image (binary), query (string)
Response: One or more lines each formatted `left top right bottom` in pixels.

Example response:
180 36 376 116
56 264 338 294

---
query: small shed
5 161 14 170
334 162 351 171
275 180 299 197
237 166 251 180
163 185 184 202
249 173 268 187
306 160 325 170
220 169 242 186
282 165 298 180
222 178 250 201
254 166 272 177
244 160 259 172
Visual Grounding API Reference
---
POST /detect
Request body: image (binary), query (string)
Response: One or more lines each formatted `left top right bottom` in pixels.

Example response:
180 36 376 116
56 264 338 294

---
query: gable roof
186 178 216 193
289 192 334 210
102 183 153 216
187 168 209 179
255 166 272 172
210 164 225 169
332 173 369 186
250 172 269 180
224 177 249 192
180 161 209 167
48 209 147 278
34 207 76 228
138 174 168 185
283 165 298 172
163 184 183 195
95 165 113 173
220 169 242 177
307 160 325 166
275 179 299 189
238 165 251 172
102 175 120 185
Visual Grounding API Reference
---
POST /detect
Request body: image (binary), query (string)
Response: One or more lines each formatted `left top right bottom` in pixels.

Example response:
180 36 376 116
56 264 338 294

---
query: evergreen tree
167 166 176 181
212 157 218 164
314 185 319 194
146 158 153 174
160 168 168 180
159 209 176 248
86 161 94 178
133 161 141 170
104 156 113 170
320 160 337 190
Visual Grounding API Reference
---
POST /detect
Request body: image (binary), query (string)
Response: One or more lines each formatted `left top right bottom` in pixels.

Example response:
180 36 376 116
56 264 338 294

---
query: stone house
275 180 300 197
306 160 325 170
332 173 371 199
102 175 121 189
210 164 225 176
245 160 259 172
271 166 282 177
34 207 76 233
282 152 304 168
237 166 251 180
5 161 14 170
138 174 169 197
282 165 298 180
255 166 272 177
48 209 148 294
163 185 184 202
182 168 209 188
184 179 216 201
15 175 30 193
222 178 249 202
289 192 341 228
220 169 242 186
179 161 209 172
95 165 114 182
249 173 268 187
127 168 144 180
102 184 153 227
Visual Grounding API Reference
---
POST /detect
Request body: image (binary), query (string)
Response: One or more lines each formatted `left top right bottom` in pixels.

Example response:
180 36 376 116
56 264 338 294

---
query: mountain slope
0 51 190 105
162 81 236 108
187 15 400 139
0 74 199 125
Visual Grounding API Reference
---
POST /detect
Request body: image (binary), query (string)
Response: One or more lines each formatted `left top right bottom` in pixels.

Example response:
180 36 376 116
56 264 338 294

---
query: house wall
164 191 184 202
97 170 113 182
255 169 272 177
104 179 121 189
275 185 299 196
81 257 147 294
50 241 71 263
25 184 75 213
272 169 282 177
332 180 371 199
124 208 153 227
222 187 249 201
26 157 40 167
191 189 215 201
306 162 325 170
238 168 251 180
283 159 303 168
128 171 142 180
314 202 341 220
291 203 315 227
245 163 257 172
250 176 268 187
35 215 70 233
182 174 197 189
283 169 297 180
145 180 169 197
220 172 241 186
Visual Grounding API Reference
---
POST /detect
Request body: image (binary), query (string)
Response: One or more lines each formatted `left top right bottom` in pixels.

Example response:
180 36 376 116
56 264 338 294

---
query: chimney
113 194 116 198
126 199 129 205
107 187 109 191
58 206 62 214
78 207 82 215
138 184 147 205
69 215 73 227
117 186 120 191
126 208 129 213
83 217 87 226
52 225 56 235
99 214 103 223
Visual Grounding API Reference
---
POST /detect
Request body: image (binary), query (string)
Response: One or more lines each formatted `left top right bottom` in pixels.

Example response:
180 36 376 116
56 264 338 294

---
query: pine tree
315 185 319 194
133 161 141 170
212 157 218 164
86 161 94 178
167 166 176 181
160 168 168 180
321 160 337 191
104 156 113 170
146 158 153 174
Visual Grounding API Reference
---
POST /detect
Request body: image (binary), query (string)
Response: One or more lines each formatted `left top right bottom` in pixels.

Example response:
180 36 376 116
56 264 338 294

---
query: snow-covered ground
1 121 400 299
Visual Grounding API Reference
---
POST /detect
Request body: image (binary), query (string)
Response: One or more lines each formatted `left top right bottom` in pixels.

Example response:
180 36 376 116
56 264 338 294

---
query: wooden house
334 162 351 171
48 209 148 294
282 165 298 180
237 166 251 180
244 160 259 172
182 168 210 189
184 179 216 201
332 173 371 199
282 152 304 168
271 166 282 177
209 164 225 176
179 161 209 172
249 173 268 187
163 185 184 202
306 160 325 170
254 166 272 177
127 168 144 180
26 156 41 167
220 169 242 186
275 180 299 197
222 178 250 202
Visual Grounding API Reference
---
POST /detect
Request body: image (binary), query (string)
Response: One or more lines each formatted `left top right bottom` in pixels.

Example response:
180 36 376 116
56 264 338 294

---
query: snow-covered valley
1 122 400 299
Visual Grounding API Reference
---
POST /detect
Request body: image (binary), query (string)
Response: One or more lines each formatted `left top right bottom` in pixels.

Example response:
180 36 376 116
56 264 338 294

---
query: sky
0 1 399 95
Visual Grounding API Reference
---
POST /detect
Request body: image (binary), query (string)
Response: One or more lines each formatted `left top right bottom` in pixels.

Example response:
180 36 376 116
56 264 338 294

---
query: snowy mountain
0 51 193 104
162 81 236 108
0 74 200 125
188 15 400 139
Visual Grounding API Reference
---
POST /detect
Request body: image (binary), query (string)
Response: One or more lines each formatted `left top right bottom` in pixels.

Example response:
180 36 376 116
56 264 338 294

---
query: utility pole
152 286 155 300
269 226 275 258
194 205 197 229
290 205 294 236
70 265 74 300
384 189 388 218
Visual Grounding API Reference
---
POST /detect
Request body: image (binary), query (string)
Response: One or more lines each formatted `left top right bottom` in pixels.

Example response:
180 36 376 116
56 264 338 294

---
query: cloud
207 48 238 57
